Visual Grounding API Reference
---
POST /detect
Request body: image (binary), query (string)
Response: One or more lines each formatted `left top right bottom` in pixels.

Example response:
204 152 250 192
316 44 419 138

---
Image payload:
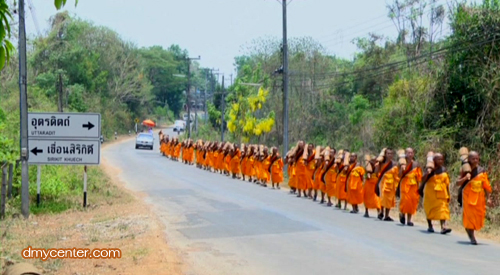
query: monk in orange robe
419 153 452 234
224 149 231 176
174 139 182 161
160 137 167 156
246 146 256 182
396 148 422 226
270 147 284 189
363 156 381 218
165 139 171 158
240 144 248 181
346 153 365 213
375 148 399 221
457 151 492 244
168 139 175 159
181 141 187 164
216 144 224 173
335 150 349 210
230 144 242 179
187 140 195 164
294 141 308 198
260 147 271 187
287 153 297 193
254 149 263 184
305 144 316 198
323 148 337 206
313 156 325 202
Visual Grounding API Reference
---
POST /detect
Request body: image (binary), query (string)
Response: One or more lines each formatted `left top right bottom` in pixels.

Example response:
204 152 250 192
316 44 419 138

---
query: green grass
5 165 125 217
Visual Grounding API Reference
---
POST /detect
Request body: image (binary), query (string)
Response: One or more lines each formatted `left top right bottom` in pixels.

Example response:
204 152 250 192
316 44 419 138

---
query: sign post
83 165 87 207
28 112 101 208
36 165 41 207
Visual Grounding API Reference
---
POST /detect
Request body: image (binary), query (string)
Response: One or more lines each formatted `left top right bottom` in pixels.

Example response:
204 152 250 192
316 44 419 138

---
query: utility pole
57 72 63 112
194 86 198 134
221 75 225 142
229 74 233 86
204 70 209 123
185 55 201 139
18 0 30 218
282 0 290 158
204 68 219 123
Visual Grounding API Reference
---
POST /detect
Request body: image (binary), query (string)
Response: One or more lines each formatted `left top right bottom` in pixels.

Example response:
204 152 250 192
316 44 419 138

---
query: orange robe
306 156 316 190
181 146 187 162
161 143 167 155
187 147 195 163
423 171 450 221
313 162 325 191
288 163 297 188
207 151 216 169
325 164 338 198
398 164 422 215
347 165 365 205
296 159 308 191
169 143 174 157
271 158 284 183
174 143 181 158
247 156 255 178
364 176 381 210
224 154 231 172
462 171 492 230
336 165 348 200
196 150 201 165
241 156 248 177
217 152 224 171
261 156 271 183
378 162 400 209
230 151 242 175
254 159 262 181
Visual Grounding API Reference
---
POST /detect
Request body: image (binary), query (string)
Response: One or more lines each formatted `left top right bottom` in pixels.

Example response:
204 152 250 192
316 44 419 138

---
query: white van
173 120 186 132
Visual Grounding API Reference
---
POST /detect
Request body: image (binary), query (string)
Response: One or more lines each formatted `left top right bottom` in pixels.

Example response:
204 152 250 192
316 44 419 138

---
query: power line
319 1 449 50
272 35 500 93
293 35 500 79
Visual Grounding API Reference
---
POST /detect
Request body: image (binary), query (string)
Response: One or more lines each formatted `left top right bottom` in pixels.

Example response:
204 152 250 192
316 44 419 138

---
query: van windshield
138 134 153 140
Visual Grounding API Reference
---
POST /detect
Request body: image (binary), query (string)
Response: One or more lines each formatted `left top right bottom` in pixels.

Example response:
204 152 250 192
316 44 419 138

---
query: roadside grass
0 164 133 273
5 164 132 217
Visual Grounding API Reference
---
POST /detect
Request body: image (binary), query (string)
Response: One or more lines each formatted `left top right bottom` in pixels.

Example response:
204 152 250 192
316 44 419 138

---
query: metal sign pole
83 165 87 208
36 165 41 207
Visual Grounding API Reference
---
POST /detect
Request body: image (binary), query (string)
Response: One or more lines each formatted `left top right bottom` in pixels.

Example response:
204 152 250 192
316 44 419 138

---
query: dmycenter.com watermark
22 246 122 261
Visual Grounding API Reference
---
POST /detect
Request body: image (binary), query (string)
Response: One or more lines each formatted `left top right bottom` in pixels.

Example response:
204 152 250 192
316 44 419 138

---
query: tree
0 0 79 70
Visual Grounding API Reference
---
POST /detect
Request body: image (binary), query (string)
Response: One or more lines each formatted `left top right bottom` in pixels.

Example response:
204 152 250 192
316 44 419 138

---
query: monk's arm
456 171 470 186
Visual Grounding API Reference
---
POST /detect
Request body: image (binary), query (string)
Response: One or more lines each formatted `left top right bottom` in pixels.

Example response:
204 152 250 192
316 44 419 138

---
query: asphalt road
104 128 500 275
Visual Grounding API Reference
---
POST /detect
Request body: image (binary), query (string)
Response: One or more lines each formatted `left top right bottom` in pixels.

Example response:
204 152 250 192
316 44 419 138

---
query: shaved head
433 153 444 167
468 151 480 168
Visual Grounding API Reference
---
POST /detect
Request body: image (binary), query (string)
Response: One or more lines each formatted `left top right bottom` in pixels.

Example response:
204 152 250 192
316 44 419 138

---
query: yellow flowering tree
226 65 275 142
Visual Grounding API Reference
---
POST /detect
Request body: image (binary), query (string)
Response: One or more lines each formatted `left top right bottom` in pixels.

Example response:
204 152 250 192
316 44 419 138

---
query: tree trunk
1 164 7 219
7 163 13 199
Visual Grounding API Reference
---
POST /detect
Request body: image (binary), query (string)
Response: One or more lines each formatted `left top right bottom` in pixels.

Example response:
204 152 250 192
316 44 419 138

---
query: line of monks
158 132 493 245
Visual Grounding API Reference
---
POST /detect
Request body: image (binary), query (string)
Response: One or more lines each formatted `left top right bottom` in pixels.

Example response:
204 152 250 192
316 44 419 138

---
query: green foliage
0 0 14 71
207 102 221 128
0 107 16 164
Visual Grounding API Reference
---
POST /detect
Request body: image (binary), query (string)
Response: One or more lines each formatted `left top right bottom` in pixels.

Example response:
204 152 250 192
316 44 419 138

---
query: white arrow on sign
28 113 101 139
28 139 101 165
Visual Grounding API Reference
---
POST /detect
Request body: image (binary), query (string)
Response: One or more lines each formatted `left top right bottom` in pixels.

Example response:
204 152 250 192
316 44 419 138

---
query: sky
22 0 467 77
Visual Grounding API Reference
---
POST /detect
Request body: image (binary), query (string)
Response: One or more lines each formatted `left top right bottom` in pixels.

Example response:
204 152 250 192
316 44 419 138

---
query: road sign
28 139 100 165
135 118 139 123
28 113 101 139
